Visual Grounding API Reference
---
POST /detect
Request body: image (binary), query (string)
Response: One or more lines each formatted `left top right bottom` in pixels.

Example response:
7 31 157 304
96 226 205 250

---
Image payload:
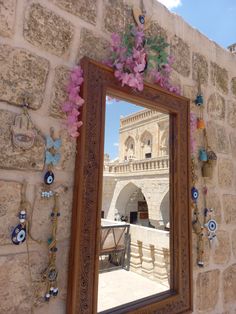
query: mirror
98 97 170 312
67 58 192 314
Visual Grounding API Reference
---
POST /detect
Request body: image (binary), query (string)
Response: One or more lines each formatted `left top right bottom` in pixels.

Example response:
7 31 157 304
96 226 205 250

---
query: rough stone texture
196 269 220 311
212 230 231 264
207 121 230 154
207 93 225 120
30 185 72 242
207 191 222 223
232 229 236 259
223 264 236 304
0 0 16 37
146 21 167 40
52 0 96 24
59 129 77 171
50 66 70 119
211 62 229 94
103 0 133 33
78 28 109 62
231 77 236 97
0 110 45 170
230 132 236 158
218 159 234 188
170 35 190 77
227 101 236 128
0 180 22 245
24 3 74 57
192 52 208 84
223 194 236 224
0 254 34 313
0 45 49 108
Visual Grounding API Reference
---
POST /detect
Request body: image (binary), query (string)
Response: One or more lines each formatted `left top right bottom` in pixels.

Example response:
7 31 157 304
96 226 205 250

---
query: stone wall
0 0 235 313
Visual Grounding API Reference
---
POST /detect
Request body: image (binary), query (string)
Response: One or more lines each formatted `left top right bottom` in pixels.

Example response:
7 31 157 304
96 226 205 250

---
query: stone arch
160 190 170 228
114 182 149 225
140 130 153 159
124 136 135 160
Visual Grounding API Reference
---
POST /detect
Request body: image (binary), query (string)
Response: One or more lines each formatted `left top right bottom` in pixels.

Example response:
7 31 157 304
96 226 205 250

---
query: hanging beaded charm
42 193 60 301
11 181 28 245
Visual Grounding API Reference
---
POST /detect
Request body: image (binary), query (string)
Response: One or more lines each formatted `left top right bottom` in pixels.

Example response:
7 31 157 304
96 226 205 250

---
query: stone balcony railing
105 156 169 174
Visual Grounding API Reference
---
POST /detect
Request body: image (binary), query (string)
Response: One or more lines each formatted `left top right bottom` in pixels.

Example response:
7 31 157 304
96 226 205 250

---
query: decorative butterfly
45 151 61 166
46 136 62 150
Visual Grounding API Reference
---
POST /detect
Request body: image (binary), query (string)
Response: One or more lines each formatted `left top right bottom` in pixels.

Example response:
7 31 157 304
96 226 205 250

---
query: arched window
141 131 152 159
124 136 135 160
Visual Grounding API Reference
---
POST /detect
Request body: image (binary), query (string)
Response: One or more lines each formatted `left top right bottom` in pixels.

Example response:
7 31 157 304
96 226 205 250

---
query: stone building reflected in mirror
102 108 169 230
98 101 170 313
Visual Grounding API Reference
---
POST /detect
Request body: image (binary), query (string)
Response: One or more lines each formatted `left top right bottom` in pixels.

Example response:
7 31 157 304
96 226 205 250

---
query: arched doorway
114 182 149 226
160 191 170 230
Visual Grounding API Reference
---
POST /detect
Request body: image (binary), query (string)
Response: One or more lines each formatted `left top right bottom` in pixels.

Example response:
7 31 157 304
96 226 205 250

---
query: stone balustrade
105 156 169 174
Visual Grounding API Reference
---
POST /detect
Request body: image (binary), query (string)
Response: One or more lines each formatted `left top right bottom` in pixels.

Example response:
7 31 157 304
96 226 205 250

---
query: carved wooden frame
67 57 192 314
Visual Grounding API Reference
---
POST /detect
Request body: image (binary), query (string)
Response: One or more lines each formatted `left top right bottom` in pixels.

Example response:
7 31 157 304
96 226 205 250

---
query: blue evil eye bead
48 268 58 282
206 219 217 232
191 187 199 201
49 287 54 295
195 94 204 106
11 224 26 245
139 14 145 24
53 287 59 297
44 171 54 185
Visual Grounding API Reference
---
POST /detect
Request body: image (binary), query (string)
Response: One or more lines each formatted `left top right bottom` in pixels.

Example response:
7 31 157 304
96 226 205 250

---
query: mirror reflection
98 96 170 313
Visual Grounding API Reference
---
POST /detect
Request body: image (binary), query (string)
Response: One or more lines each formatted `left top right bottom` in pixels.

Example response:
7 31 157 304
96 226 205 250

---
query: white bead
20 210 26 215
20 219 25 223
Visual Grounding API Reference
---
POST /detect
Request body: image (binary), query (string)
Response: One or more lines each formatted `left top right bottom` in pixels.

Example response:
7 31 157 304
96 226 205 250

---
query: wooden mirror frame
67 57 192 314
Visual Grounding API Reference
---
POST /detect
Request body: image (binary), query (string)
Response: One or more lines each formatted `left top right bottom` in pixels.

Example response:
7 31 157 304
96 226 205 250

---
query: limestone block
0 0 16 37
231 77 236 97
227 100 236 128
211 62 229 95
207 191 222 223
223 264 236 304
78 28 109 62
103 0 133 33
52 0 97 24
0 254 34 313
24 3 74 57
192 52 208 84
230 132 236 158
212 230 231 264
50 66 70 119
218 159 233 188
146 21 167 40
207 93 225 121
0 180 22 245
30 185 72 242
170 35 190 77
232 229 236 259
207 121 230 154
223 194 236 224
0 45 49 108
59 129 77 171
0 110 45 171
196 269 220 311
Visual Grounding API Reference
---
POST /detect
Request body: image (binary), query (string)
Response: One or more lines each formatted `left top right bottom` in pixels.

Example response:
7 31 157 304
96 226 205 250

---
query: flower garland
106 24 179 94
61 66 84 138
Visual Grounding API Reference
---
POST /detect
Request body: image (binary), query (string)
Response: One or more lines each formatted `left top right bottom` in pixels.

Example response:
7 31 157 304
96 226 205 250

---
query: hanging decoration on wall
40 127 61 301
133 0 151 29
42 193 60 301
11 102 37 150
11 180 28 245
61 66 84 138
191 73 218 267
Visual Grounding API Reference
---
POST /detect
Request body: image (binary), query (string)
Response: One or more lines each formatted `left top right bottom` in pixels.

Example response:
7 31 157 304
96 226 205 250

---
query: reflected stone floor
98 269 169 313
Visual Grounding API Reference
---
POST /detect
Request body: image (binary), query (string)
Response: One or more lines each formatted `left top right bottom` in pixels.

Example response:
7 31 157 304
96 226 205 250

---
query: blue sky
159 0 236 49
104 98 144 159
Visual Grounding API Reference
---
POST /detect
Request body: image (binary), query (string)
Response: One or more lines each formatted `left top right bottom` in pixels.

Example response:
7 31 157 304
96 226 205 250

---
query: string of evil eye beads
11 181 28 245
